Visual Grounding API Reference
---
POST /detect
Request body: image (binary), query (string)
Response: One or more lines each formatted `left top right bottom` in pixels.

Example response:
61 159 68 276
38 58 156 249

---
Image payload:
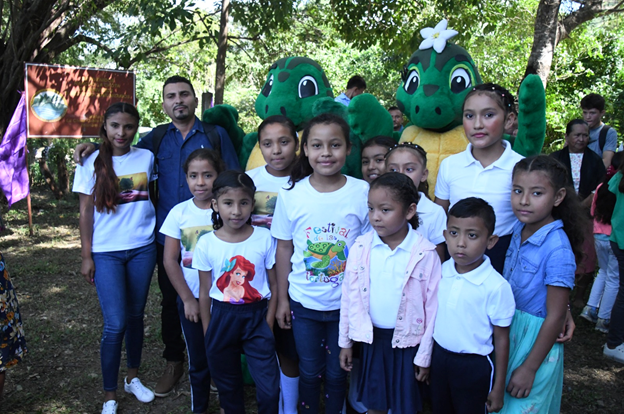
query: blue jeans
93 243 156 391
607 241 624 348
290 300 346 414
588 235 620 319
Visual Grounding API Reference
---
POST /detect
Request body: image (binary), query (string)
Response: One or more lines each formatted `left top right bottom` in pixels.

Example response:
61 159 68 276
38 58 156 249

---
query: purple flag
0 91 30 207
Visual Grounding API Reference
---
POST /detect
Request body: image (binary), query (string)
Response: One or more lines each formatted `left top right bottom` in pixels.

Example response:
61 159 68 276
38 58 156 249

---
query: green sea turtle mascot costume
397 19 546 196
203 56 394 178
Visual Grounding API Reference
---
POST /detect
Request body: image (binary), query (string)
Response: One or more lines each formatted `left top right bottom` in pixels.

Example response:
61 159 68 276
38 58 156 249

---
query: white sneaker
603 343 624 364
124 377 155 403
102 400 118 414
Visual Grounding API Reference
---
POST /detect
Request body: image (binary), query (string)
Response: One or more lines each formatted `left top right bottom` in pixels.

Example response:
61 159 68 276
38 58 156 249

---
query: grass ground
0 187 623 413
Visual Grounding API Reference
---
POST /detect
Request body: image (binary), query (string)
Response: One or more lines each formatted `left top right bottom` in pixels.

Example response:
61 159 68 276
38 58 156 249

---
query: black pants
430 342 493 414
206 299 279 414
156 242 186 362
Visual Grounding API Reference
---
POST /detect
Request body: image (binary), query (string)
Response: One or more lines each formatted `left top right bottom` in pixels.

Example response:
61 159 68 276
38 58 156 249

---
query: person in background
580 152 623 334
388 107 405 133
335 76 366 106
550 119 606 308
603 155 624 364
0 250 27 402
73 76 240 397
581 93 618 168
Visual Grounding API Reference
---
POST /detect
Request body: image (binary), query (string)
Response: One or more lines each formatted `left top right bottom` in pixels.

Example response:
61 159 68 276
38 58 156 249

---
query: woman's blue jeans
93 243 156 391
290 300 346 413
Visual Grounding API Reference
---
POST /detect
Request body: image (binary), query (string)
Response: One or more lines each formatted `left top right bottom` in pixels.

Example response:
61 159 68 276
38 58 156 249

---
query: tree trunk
524 0 562 88
214 0 231 105
55 152 69 193
38 157 63 199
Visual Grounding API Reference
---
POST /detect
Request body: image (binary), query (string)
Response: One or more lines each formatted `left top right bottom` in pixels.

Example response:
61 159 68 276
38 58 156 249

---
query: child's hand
506 364 536 398
486 387 504 412
276 300 292 330
183 298 200 323
81 257 95 285
339 348 353 372
414 365 429 383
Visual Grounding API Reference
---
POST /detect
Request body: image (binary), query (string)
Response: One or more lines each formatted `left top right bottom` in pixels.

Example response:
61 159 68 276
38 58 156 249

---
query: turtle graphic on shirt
304 240 347 269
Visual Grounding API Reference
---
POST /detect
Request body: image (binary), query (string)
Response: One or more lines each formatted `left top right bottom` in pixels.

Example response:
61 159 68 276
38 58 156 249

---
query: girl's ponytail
93 103 140 213
513 156 590 264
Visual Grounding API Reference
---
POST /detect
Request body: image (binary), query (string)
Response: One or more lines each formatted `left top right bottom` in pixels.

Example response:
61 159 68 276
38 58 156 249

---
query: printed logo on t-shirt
252 191 278 228
180 225 214 268
303 223 351 287
116 172 149 205
216 255 262 304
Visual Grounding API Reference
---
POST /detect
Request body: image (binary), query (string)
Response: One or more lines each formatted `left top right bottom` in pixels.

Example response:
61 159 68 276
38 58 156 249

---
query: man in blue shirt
334 75 366 106
74 76 240 397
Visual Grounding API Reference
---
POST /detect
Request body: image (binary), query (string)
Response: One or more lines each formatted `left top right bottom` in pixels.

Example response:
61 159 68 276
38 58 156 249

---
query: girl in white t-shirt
193 170 279 414
386 142 447 260
160 149 225 414
246 115 301 414
73 103 156 414
339 172 441 414
434 83 523 273
271 113 371 413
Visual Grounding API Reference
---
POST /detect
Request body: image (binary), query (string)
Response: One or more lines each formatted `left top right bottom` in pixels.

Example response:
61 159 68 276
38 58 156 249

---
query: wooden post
26 150 33 236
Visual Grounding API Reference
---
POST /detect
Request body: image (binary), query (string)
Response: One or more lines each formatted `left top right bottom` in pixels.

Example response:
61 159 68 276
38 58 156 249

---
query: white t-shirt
247 166 290 229
417 192 446 245
192 227 276 304
435 140 523 237
433 256 515 356
369 226 418 328
271 176 371 311
72 147 156 252
159 198 214 298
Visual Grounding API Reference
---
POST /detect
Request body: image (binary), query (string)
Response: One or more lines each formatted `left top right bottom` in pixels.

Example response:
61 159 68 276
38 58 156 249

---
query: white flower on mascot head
419 19 458 53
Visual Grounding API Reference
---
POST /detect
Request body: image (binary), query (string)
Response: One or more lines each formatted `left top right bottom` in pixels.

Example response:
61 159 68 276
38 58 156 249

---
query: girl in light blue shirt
501 155 589 414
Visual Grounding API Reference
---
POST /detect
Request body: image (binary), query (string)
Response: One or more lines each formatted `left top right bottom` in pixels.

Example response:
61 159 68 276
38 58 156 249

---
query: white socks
279 370 299 414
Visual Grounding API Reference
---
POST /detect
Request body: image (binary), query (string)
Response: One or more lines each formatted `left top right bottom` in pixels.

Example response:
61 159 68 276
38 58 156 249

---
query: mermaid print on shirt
216 255 262 304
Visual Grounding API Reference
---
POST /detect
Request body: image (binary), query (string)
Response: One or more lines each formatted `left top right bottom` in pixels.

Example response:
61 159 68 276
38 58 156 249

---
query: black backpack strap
599 125 611 152
201 121 222 156
151 124 170 159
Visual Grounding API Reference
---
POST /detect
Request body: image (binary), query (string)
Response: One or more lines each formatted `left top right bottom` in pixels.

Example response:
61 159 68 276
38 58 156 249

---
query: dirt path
1 188 623 413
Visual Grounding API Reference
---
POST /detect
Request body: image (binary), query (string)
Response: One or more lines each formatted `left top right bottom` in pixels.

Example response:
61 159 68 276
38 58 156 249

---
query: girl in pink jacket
338 172 442 414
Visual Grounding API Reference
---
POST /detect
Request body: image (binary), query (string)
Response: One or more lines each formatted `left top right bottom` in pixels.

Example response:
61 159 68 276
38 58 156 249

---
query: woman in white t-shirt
73 103 156 414
271 113 371 413
193 170 280 414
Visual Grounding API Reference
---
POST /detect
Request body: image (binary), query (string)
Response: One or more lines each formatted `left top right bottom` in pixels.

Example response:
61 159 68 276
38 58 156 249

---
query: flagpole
26 164 33 237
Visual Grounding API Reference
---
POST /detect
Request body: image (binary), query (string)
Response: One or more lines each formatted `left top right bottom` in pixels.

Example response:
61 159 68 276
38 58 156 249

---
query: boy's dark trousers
430 341 494 414
206 299 279 414
177 297 211 413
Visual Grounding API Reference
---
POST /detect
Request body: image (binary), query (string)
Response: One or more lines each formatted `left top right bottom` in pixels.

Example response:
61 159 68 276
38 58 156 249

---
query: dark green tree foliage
0 0 211 138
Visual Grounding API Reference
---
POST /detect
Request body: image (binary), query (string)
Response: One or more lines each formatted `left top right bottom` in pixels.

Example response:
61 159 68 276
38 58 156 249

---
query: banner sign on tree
24 63 135 138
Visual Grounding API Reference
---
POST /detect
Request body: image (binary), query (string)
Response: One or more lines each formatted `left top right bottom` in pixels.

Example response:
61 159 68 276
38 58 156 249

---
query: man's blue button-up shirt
137 116 240 244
